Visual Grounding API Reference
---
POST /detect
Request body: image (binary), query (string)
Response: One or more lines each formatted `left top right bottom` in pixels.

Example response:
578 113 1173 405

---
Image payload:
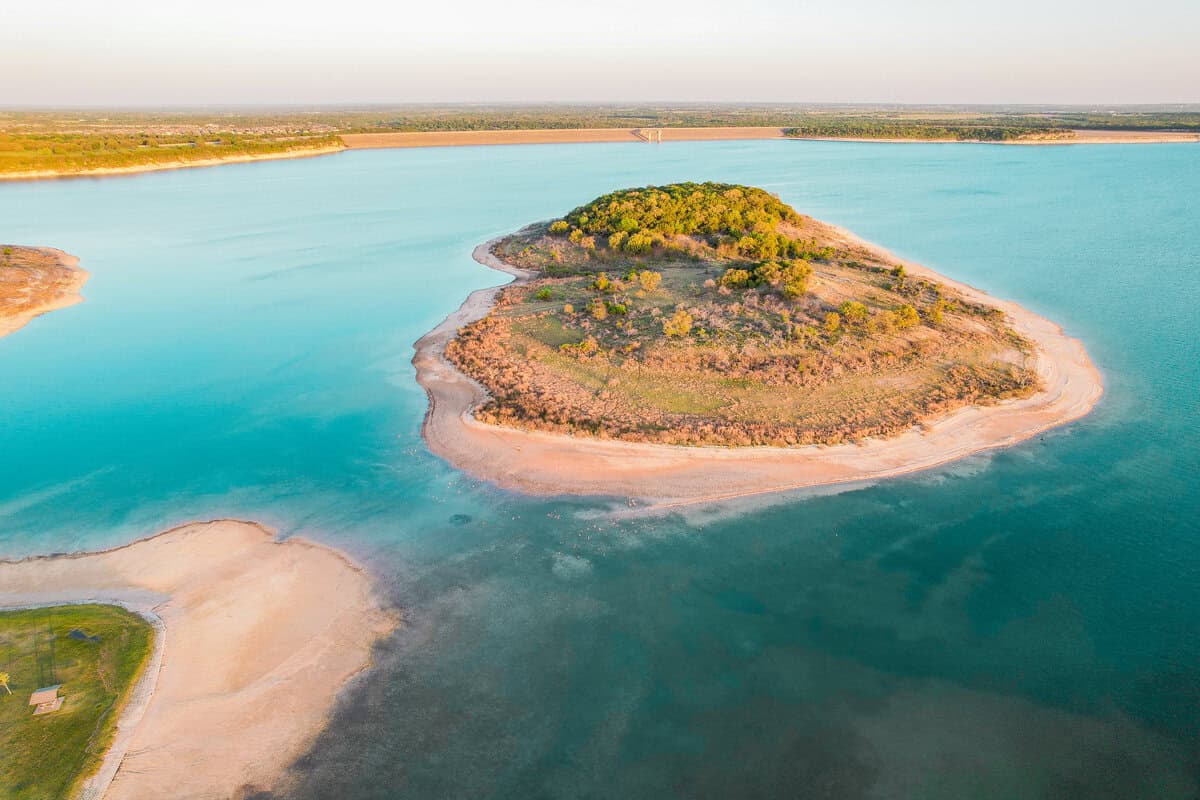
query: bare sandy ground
0 520 397 800
414 231 1103 507
0 144 345 183
0 247 89 340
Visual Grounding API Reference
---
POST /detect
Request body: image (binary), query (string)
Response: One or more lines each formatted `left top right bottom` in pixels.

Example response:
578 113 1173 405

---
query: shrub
719 268 753 288
638 270 662 292
823 312 841 332
549 220 570 235
591 272 611 292
839 301 869 324
589 300 608 320
607 231 628 251
780 261 813 299
560 337 599 356
624 231 655 255
580 236 596 252
661 309 693 337
895 304 920 329
607 302 628 316
869 310 898 333
534 288 553 301
563 303 574 314
925 298 946 325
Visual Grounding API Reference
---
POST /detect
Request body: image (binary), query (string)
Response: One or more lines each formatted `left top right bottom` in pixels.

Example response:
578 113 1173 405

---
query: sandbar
414 229 1102 506
0 519 397 799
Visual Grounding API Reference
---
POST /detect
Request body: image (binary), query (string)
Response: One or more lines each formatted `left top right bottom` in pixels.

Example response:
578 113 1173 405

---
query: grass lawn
0 604 155 800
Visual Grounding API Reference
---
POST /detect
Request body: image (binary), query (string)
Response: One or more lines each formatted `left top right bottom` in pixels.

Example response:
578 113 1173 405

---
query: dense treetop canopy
562 182 804 239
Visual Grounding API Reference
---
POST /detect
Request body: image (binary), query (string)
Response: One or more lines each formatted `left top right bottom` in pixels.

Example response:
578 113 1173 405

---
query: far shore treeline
2 104 1198 176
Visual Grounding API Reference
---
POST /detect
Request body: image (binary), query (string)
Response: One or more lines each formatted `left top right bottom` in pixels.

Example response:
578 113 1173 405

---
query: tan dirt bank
0 247 88 340
414 232 1103 507
0 520 397 800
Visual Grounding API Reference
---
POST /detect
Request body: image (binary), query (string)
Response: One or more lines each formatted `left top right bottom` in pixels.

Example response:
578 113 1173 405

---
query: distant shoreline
1 129 1194 183
0 143 345 183
414 228 1103 507
0 520 398 799
346 127 1200 150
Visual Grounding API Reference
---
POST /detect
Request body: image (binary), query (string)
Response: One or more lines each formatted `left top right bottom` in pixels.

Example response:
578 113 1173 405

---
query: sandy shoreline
0 520 397 799
0 247 89 340
0 144 345 183
414 231 1103 507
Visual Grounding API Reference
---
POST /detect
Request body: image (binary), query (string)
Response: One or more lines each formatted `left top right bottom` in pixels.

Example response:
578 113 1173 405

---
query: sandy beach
0 520 397 800
0 247 89 340
414 230 1103 507
0 144 345 183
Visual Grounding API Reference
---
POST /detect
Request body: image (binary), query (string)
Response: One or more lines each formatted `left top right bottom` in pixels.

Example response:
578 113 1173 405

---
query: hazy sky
5 0 1198 105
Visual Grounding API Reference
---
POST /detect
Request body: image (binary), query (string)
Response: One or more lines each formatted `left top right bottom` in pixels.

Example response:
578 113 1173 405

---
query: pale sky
4 0 1198 105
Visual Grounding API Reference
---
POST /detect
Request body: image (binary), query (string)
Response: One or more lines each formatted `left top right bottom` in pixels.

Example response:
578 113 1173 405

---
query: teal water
2 142 1198 798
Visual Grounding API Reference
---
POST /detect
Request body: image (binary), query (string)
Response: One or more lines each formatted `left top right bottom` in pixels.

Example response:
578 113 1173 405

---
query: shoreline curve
414 230 1103 507
0 519 398 800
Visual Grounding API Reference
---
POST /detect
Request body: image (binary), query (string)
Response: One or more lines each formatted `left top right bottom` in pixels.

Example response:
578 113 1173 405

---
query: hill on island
447 182 1040 447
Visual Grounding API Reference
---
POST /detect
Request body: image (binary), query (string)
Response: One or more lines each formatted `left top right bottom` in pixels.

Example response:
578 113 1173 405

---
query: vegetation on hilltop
0 605 155 800
447 184 1039 447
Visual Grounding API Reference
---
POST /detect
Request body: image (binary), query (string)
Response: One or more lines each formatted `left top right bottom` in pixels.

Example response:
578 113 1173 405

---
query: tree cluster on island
453 183 1042 447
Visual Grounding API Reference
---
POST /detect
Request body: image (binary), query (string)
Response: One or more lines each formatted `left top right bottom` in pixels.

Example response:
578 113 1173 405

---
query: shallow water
2 141 1198 798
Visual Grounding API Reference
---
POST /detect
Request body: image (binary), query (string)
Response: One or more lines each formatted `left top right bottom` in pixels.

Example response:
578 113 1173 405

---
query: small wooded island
450 183 1037 446
416 183 1102 504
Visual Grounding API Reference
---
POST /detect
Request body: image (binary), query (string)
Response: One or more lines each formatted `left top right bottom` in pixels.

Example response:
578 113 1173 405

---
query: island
0 246 88 340
415 183 1102 504
0 520 398 799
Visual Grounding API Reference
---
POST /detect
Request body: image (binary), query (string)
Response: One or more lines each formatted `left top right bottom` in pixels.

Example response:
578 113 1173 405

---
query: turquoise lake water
2 141 1198 797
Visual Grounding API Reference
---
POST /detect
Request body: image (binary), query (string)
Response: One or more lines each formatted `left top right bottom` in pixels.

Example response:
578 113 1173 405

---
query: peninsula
0 245 88 340
415 183 1102 504
0 520 397 799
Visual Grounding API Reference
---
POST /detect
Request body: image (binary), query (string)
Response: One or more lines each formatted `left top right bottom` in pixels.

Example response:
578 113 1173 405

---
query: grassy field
448 183 1039 447
0 604 155 800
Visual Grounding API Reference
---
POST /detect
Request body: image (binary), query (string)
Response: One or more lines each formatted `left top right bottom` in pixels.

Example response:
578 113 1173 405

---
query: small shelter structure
29 684 64 715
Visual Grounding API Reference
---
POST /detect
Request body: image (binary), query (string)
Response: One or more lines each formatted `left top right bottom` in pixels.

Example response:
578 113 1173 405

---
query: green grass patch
0 604 155 800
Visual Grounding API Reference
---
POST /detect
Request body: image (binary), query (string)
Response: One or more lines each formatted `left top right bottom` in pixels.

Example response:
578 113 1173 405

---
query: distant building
29 684 64 715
